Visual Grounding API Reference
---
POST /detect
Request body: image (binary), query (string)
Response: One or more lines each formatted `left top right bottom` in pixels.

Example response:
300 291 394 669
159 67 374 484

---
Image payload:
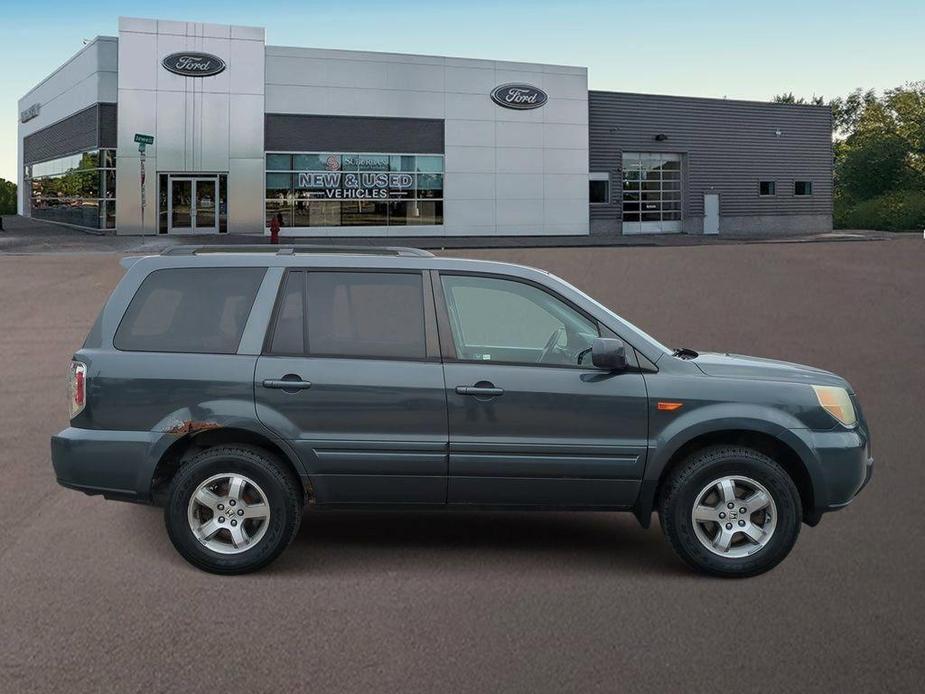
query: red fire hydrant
269 215 280 245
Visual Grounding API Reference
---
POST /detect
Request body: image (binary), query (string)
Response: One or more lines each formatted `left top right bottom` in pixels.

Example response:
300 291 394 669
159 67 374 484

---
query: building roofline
20 35 117 104
589 89 832 111
265 43 586 73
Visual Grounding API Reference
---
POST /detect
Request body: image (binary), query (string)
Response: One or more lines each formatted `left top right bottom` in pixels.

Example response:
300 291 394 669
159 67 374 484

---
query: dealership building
17 17 833 239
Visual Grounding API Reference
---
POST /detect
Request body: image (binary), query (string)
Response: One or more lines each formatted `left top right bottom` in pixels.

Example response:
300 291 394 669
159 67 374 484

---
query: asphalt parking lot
0 238 922 693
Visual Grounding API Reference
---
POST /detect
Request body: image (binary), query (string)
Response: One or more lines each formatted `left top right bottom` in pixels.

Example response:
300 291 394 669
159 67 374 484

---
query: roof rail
161 244 434 257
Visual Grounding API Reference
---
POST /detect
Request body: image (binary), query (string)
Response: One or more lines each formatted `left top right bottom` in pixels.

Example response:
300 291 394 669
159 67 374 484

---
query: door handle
262 378 312 391
456 385 504 397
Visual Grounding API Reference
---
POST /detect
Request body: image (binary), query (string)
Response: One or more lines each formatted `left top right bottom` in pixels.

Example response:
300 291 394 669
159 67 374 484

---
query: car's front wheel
165 445 303 574
659 445 802 577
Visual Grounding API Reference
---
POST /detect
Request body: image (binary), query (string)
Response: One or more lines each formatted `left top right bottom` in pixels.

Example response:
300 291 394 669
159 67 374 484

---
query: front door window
441 275 599 367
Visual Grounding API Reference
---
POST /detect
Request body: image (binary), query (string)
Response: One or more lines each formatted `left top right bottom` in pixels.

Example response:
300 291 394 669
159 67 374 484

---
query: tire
165 445 303 575
658 445 802 578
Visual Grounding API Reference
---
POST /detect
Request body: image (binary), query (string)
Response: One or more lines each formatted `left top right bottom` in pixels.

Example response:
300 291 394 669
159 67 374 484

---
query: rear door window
114 267 265 353
266 271 427 360
269 271 305 354
307 272 426 359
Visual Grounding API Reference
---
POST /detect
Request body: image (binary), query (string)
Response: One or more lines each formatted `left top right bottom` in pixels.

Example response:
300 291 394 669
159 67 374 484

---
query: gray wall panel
98 102 118 148
265 114 445 154
588 91 833 231
23 104 117 164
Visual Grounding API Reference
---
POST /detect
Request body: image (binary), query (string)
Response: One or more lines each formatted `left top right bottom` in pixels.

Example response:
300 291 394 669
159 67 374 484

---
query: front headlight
811 385 856 428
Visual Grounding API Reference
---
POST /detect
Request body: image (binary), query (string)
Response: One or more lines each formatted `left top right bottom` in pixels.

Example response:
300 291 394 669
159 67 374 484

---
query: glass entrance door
167 176 219 233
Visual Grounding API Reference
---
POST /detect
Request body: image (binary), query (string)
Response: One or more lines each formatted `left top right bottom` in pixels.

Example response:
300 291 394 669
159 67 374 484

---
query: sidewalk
0 214 900 254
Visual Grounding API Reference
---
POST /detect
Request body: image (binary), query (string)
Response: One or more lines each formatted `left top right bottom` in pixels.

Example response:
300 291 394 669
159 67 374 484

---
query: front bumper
51 427 161 502
790 426 873 519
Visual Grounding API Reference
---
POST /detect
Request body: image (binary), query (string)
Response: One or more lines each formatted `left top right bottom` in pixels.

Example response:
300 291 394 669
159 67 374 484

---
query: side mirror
591 337 627 371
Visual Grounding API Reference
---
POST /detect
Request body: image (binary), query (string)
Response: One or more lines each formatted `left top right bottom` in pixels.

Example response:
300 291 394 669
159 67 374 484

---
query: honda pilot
52 246 873 576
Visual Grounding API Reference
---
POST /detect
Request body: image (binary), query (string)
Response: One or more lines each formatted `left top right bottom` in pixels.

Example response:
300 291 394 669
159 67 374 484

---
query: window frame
794 180 813 196
758 181 776 197
432 271 605 370
263 267 440 362
589 172 611 205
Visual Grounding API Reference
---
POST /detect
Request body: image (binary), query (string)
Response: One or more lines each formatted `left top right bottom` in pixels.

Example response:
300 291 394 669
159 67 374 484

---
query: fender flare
138 404 310 499
633 403 823 526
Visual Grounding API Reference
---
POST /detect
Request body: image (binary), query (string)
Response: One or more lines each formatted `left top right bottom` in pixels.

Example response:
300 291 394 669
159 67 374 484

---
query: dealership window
27 149 116 230
265 153 444 228
589 173 610 204
794 181 813 196
759 181 776 197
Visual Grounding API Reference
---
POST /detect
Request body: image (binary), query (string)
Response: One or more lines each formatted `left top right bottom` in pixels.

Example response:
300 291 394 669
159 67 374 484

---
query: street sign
134 136 153 236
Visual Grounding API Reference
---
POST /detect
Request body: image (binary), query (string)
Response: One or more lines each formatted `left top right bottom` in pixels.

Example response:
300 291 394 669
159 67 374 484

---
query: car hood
691 352 850 389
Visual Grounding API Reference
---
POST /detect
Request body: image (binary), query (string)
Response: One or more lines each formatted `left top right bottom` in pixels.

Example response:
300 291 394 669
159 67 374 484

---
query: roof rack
161 244 434 257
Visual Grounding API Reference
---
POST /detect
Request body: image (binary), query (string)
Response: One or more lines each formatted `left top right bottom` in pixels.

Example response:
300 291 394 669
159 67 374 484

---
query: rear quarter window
114 267 266 353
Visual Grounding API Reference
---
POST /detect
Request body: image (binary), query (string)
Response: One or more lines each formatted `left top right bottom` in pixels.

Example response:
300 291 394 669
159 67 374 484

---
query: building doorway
703 193 720 234
160 174 227 234
621 152 682 234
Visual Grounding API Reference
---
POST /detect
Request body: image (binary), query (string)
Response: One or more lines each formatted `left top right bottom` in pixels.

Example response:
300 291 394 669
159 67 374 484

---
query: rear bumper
51 427 161 502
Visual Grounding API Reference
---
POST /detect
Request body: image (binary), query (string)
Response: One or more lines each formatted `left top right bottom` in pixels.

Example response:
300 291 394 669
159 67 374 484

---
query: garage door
621 152 682 234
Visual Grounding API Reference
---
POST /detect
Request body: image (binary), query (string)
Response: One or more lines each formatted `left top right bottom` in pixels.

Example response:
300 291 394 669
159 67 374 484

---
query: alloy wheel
186 473 271 554
691 475 777 558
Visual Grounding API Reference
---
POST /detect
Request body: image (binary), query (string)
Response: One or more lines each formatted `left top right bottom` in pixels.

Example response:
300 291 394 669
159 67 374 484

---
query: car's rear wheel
659 445 801 577
165 445 302 574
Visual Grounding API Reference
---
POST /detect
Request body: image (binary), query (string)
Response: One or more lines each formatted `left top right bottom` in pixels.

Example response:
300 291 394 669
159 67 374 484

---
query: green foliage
835 190 925 231
779 81 925 230
837 131 911 200
0 178 17 215
772 92 826 105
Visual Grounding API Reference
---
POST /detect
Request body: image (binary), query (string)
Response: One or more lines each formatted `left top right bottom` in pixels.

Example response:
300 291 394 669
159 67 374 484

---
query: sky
1 0 923 182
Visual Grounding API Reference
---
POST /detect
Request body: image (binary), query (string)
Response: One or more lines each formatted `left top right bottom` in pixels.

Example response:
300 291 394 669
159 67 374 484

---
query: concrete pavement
0 239 922 692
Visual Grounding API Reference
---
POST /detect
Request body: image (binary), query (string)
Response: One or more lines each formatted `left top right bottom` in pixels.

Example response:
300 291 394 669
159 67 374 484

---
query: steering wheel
538 327 565 363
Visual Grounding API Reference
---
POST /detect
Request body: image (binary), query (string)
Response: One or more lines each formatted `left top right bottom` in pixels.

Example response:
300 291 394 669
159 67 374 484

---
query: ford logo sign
490 83 548 110
162 52 226 77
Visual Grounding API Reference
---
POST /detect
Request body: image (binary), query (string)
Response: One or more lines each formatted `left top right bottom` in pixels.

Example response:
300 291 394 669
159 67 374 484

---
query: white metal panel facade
265 46 590 237
115 17 265 235
16 37 118 215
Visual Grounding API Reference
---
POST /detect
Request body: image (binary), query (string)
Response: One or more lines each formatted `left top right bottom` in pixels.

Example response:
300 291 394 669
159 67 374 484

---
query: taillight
68 360 87 419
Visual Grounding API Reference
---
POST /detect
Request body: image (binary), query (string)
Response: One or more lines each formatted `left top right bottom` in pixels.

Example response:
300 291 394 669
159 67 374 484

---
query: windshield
546 272 673 356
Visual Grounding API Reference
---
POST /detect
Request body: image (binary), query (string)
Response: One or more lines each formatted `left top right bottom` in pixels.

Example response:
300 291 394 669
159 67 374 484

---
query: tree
774 83 925 230
829 88 878 137
0 178 17 216
772 92 826 105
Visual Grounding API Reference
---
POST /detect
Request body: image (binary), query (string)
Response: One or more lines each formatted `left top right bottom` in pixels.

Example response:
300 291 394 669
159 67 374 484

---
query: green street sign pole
134 134 154 238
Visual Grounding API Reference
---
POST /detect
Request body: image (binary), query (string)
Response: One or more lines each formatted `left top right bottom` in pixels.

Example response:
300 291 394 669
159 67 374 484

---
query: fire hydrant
269 215 280 245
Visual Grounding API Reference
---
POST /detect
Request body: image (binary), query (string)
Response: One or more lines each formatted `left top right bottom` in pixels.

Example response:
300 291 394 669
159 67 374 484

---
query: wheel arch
149 427 312 505
635 427 818 528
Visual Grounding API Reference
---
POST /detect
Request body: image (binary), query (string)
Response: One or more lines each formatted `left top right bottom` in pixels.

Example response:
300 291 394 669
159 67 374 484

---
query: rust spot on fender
164 420 223 435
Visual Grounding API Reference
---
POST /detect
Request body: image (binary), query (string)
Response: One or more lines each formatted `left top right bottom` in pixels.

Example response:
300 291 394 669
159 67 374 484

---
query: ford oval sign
162 52 226 78
490 83 548 110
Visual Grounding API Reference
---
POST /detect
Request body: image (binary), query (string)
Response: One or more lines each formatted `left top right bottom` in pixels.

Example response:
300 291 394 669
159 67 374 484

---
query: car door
254 269 448 505
435 272 648 508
